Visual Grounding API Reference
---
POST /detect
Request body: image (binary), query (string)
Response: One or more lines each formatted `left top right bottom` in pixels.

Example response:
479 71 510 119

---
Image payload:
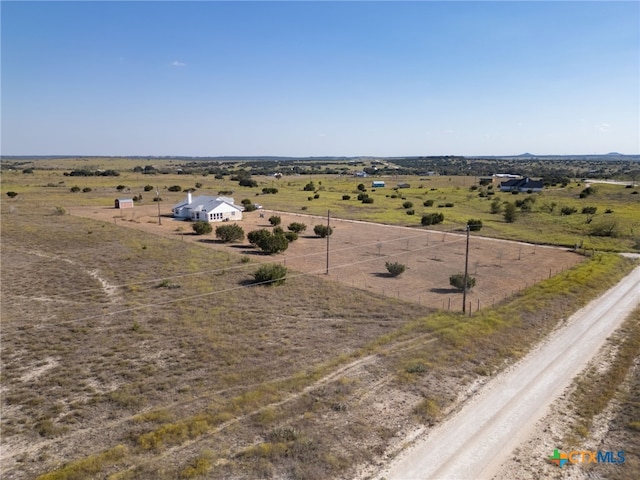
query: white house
172 192 243 222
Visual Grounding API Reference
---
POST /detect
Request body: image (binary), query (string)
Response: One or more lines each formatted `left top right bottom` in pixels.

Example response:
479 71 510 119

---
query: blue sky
2 1 638 157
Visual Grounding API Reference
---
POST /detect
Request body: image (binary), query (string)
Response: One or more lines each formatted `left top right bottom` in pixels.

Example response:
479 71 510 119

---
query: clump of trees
450 273 476 291
215 224 244 242
248 229 288 254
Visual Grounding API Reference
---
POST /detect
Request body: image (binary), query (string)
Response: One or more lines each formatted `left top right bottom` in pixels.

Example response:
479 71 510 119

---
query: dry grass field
2 164 638 479
69 203 584 312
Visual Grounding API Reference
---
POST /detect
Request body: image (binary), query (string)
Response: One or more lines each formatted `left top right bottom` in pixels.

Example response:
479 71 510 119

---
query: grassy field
3 161 639 252
1 158 639 479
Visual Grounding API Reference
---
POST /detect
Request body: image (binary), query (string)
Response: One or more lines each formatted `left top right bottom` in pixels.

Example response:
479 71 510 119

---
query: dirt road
375 263 640 480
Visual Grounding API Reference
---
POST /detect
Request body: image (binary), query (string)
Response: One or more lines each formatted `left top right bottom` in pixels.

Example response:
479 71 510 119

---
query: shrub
313 224 333 238
6 191 18 198
421 213 444 226
70 186 81 193
215 224 244 242
467 219 483 231
449 273 476 291
385 262 406 277
581 206 597 215
357 193 368 201
357 183 366 192
248 229 271 246
303 181 315 191
423 199 434 207
313 193 320 199
362 197 374 204
239 178 258 187
262 187 278 194
406 209 415 215
248 230 288 254
560 206 577 215
287 222 307 233
503 202 517 223
168 185 182 192
342 195 351 200
268 216 281 226
254 264 288 286
195 182 202 189
445 203 454 208
490 198 502 214
143 185 154 192
244 204 257 212
402 201 413 209
284 231 298 242
82 187 92 193
116 185 127 191
192 221 212 235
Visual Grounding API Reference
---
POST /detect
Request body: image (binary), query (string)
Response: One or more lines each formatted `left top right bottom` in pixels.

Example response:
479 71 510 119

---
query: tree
402 201 414 209
503 202 517 223
303 181 315 191
385 261 406 277
268 215 281 226
248 229 288 254
313 224 333 238
168 185 182 192
449 273 476 291
215 224 245 242
490 198 502 214
254 264 288 286
6 191 18 198
421 212 444 226
192 221 213 235
287 222 307 233
357 183 366 192
467 219 483 231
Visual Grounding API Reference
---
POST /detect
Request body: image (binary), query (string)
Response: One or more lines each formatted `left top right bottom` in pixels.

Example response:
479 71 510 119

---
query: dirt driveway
69 205 583 311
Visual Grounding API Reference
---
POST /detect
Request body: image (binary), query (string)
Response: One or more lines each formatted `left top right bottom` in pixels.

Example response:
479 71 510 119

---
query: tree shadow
430 287 461 294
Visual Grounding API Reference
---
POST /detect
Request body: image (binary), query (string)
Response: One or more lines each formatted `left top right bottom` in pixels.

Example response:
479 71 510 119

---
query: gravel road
376 263 640 480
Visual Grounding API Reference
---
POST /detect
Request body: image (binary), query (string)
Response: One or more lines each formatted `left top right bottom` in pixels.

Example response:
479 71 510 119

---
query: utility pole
325 209 330 274
156 186 161 225
462 225 470 313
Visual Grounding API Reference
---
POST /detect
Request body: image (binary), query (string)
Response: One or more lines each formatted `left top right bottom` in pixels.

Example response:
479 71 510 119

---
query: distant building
499 177 544 193
114 198 134 209
396 183 411 189
372 181 385 188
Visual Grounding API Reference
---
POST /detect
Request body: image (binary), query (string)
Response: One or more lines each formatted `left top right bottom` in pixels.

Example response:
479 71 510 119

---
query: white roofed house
172 192 243 222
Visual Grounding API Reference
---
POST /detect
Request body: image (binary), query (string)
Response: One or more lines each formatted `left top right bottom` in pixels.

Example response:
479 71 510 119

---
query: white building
172 192 243 222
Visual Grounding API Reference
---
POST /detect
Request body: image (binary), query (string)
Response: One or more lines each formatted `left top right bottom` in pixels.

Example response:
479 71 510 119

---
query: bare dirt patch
69 205 584 311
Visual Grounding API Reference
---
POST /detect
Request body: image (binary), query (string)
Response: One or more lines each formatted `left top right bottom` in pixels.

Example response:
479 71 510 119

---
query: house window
231 211 235 216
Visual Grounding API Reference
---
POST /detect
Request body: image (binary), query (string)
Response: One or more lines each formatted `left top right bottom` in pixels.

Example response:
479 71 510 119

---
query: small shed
372 181 385 188
115 198 134 209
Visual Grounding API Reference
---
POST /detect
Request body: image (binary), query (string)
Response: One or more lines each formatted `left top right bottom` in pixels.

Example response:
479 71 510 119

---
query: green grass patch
36 445 128 480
